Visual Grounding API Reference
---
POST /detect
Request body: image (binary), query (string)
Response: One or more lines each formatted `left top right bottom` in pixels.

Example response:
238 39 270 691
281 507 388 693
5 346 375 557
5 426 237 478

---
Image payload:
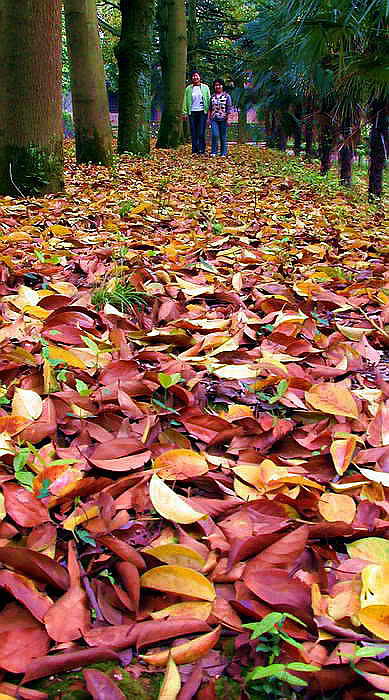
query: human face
214 82 223 94
192 73 201 86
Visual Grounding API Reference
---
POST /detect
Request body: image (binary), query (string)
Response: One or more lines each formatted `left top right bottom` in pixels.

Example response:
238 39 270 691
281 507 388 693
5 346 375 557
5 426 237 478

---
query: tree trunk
187 0 198 75
156 0 187 149
238 107 247 144
319 103 334 175
0 0 63 196
64 0 112 165
275 114 287 151
304 99 314 160
339 112 353 187
115 0 155 155
368 98 388 199
293 103 302 156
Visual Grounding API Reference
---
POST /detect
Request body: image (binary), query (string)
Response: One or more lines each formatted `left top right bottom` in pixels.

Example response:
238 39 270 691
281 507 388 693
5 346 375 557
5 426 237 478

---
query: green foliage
91 281 148 313
157 372 183 389
119 199 136 217
244 612 318 697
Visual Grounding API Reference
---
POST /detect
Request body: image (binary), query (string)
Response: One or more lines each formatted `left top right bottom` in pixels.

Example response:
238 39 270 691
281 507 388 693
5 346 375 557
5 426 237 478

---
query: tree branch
97 14 120 36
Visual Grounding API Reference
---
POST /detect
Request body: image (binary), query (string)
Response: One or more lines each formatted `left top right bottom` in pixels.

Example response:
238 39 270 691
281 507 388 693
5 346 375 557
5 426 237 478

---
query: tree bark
293 103 302 156
64 0 112 165
319 102 334 175
115 0 155 155
0 0 63 196
339 112 353 187
156 0 187 149
368 98 388 199
237 107 247 144
187 0 198 75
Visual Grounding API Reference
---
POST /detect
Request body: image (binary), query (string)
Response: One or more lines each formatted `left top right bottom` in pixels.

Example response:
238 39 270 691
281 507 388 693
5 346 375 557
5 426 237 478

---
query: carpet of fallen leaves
0 142 388 699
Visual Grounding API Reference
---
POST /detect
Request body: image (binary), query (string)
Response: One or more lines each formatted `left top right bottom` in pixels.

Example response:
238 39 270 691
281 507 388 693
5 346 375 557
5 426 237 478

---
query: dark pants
211 118 228 155
189 111 207 153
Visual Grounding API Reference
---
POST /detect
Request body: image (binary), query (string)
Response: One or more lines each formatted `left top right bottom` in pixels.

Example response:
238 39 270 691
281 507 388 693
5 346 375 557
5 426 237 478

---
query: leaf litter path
0 143 388 698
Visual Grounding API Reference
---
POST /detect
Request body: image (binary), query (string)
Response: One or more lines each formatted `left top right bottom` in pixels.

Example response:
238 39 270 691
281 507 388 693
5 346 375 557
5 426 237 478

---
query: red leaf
2 484 49 527
83 669 126 700
22 647 120 683
0 546 69 590
0 602 50 673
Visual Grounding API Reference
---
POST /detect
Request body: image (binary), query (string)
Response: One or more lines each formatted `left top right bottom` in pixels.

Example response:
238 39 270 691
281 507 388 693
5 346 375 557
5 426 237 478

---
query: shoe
210 153 217 157
220 154 227 157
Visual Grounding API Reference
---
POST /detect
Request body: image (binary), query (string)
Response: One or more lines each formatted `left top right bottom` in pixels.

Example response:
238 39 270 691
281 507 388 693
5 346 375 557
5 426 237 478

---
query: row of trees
0 0 386 197
0 0 254 196
239 0 388 198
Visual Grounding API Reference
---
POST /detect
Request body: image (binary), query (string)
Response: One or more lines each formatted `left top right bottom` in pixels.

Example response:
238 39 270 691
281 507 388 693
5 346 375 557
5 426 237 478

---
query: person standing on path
183 71 211 155
209 79 233 157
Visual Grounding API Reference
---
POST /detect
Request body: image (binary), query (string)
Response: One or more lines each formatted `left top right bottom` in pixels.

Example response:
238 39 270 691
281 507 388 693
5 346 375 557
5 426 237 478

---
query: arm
182 86 188 116
226 94 233 124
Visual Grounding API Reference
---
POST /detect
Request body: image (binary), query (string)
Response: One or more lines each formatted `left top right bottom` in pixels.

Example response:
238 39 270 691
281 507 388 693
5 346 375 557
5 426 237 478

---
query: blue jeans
211 118 228 155
189 111 207 153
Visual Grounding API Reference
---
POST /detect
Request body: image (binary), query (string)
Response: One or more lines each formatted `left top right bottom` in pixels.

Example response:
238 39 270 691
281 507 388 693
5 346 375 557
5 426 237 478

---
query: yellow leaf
336 324 372 340
140 626 221 666
47 345 87 369
150 602 212 621
359 564 389 640
158 654 181 700
149 474 207 525
305 383 359 419
11 388 42 421
318 493 356 524
23 305 51 320
347 538 389 564
143 544 206 570
62 505 100 531
49 281 78 296
129 201 153 216
45 224 73 236
140 565 216 601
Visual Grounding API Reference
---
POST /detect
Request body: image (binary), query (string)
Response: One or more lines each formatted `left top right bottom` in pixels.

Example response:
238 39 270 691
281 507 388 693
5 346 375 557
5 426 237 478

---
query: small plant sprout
157 372 184 406
91 279 148 314
244 612 320 697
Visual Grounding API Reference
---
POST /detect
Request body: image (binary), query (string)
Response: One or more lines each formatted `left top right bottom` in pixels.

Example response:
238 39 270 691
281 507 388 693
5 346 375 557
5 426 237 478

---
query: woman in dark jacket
209 79 233 157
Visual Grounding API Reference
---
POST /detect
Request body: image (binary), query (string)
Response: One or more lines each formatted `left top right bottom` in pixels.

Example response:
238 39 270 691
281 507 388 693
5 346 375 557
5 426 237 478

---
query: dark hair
191 70 201 79
213 78 225 91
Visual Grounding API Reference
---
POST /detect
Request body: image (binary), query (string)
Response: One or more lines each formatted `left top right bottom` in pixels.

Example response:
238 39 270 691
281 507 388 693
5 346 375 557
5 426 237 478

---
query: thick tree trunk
0 0 63 196
293 103 302 156
368 98 388 199
64 0 112 165
339 113 353 187
116 0 155 155
156 0 187 149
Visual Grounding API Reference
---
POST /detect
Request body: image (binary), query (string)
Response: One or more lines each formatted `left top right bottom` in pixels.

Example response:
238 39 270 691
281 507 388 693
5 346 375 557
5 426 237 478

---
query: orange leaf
153 448 208 480
330 438 357 475
305 383 359 419
318 493 356 524
140 625 221 666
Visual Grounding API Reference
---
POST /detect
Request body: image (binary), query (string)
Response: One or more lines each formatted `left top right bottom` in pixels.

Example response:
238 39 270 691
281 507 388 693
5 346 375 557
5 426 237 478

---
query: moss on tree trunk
156 0 187 149
64 0 112 166
0 0 64 196
115 0 155 155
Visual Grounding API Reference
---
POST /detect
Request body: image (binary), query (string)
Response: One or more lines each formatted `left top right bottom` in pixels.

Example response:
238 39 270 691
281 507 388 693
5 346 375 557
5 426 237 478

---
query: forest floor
0 143 388 699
